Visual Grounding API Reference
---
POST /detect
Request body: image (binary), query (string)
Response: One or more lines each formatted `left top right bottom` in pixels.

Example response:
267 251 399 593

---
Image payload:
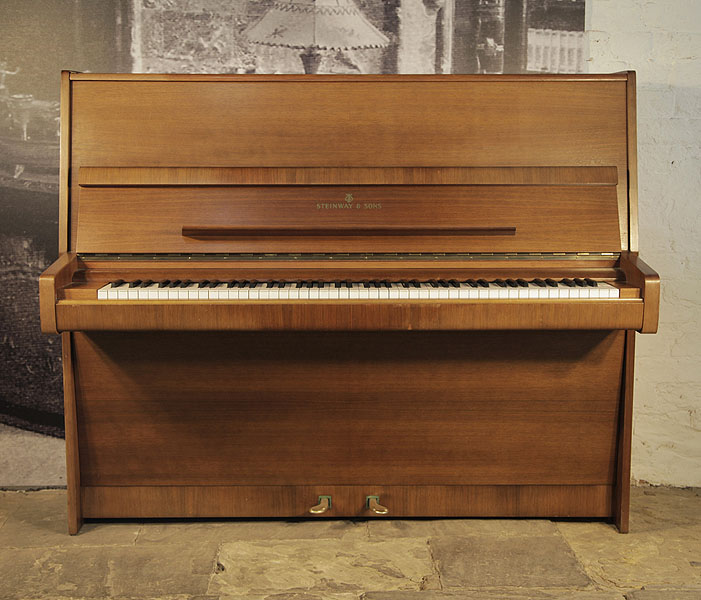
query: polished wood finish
40 73 659 533
59 71 72 254
78 166 619 187
82 485 613 519
72 331 622 486
626 71 639 252
614 330 636 533
38 252 79 334
54 299 644 332
68 77 631 249
619 252 660 333
61 332 82 534
75 185 620 254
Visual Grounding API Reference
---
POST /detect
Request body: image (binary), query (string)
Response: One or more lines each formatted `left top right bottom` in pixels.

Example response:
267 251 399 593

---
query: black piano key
363 281 371 288
277 281 286 288
266 281 276 288
296 281 304 288
110 279 125 288
531 278 546 287
208 280 221 288
428 280 439 288
545 278 558 287
250 281 259 288
449 279 460 288
345 280 353 289
560 278 575 287
198 280 210 288
158 279 171 288
585 278 598 287
168 279 182 288
400 280 410 288
464 279 478 288
226 280 238 288
179 279 193 287
574 278 586 287
129 279 143 288
516 279 529 287
382 280 392 288
140 280 154 288
410 279 421 288
238 280 250 288
494 279 507 288
334 280 342 288
505 279 518 287
437 280 450 288
477 279 489 288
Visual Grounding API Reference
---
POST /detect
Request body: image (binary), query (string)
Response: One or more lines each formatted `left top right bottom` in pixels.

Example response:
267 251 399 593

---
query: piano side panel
68 78 630 251
73 331 624 490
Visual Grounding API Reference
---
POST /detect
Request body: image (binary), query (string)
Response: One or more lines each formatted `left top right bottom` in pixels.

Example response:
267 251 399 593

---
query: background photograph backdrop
1 0 699 488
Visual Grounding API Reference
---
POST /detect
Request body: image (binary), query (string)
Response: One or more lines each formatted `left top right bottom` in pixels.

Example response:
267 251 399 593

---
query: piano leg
614 330 635 533
62 332 83 535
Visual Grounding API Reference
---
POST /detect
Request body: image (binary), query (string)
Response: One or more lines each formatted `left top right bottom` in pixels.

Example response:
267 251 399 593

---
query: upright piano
40 72 659 534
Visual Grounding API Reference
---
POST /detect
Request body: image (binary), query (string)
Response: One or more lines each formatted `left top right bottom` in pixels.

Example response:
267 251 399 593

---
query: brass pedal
309 495 332 514
366 495 389 515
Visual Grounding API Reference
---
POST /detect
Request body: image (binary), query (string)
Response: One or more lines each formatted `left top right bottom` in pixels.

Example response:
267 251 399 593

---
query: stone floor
0 487 699 599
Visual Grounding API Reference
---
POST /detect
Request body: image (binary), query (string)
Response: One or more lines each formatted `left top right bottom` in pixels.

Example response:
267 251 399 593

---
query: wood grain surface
75 185 621 254
73 330 623 487
67 76 631 250
82 484 613 519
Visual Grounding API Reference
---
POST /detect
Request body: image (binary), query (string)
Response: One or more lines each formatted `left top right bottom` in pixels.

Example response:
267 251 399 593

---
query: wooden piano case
40 73 659 533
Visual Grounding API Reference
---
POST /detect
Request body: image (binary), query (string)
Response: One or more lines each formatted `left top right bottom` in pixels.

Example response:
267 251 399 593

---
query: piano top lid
60 72 639 256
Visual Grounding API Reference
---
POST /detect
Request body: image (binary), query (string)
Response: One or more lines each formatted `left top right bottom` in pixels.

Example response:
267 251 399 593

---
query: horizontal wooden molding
182 226 517 238
70 73 630 82
79 166 619 188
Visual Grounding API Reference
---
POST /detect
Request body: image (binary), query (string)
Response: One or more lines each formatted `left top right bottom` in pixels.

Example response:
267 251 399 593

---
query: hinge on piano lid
78 252 620 261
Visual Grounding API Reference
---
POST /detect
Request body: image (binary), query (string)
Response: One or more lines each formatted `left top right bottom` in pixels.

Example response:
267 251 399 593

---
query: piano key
97 277 624 302
98 283 111 299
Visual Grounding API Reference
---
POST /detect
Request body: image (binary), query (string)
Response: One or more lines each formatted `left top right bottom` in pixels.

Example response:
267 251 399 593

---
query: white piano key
389 284 400 299
398 285 410 299
98 284 111 300
144 283 160 299
127 285 140 300
319 283 331 299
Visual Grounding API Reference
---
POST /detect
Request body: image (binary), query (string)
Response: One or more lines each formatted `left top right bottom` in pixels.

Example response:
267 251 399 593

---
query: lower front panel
82 485 613 519
71 330 624 518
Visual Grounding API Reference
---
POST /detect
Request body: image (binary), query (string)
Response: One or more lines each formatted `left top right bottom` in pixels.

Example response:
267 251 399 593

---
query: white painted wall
587 0 701 486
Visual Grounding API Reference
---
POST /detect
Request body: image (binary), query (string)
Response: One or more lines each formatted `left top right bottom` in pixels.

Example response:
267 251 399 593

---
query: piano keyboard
98 278 620 300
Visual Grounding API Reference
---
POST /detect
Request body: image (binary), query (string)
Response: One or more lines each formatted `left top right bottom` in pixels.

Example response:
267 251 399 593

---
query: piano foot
366 495 389 515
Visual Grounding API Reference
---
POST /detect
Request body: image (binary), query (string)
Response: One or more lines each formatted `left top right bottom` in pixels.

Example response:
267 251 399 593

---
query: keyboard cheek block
40 72 658 534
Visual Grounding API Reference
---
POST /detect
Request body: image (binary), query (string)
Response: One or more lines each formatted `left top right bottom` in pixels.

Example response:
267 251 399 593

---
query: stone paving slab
366 518 560 540
209 538 437 597
430 535 592 588
363 591 625 599
625 590 701 599
0 490 23 528
0 543 218 599
558 488 701 590
136 519 367 545
0 490 140 548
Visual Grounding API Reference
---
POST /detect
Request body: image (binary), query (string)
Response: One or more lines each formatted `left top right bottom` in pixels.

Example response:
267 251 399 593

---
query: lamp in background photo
244 0 389 74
